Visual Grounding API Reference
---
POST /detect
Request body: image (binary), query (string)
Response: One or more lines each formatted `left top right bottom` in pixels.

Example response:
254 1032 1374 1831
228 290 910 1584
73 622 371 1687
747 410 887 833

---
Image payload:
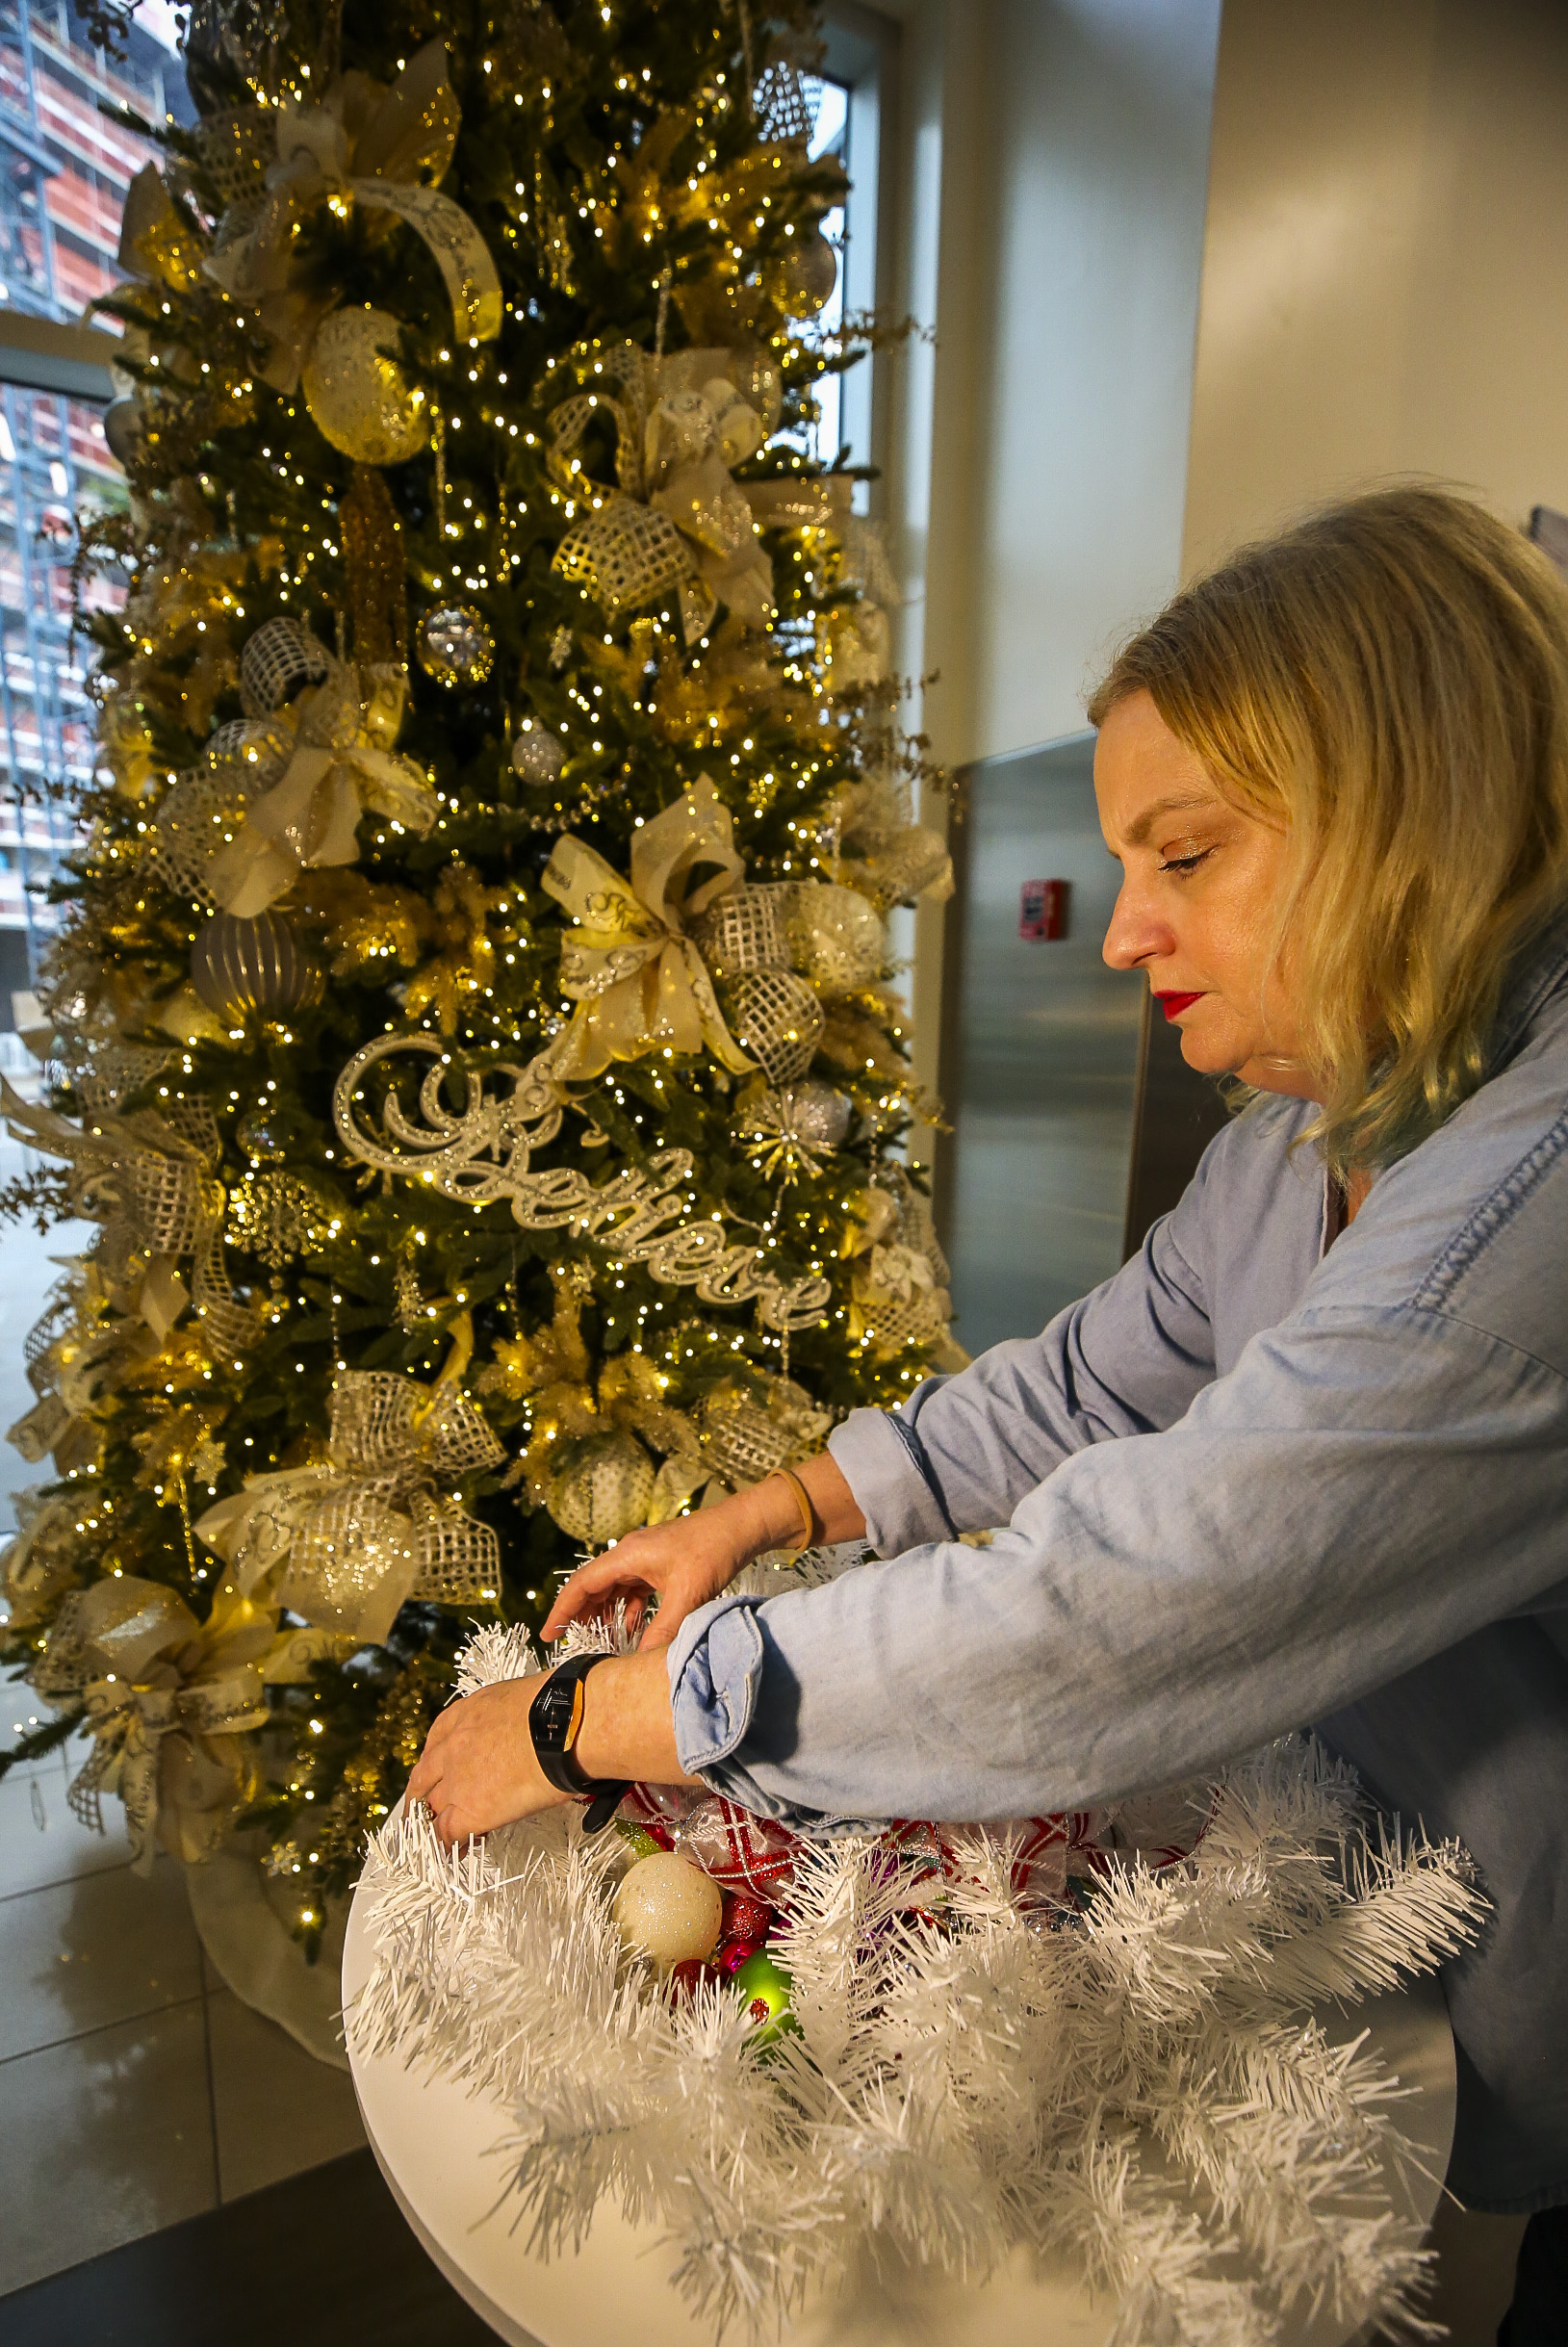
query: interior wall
1184 0 1568 575
865 0 1222 1157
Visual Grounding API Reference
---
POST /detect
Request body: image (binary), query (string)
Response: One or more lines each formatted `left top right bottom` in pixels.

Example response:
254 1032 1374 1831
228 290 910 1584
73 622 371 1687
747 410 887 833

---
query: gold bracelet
768 1467 816 1556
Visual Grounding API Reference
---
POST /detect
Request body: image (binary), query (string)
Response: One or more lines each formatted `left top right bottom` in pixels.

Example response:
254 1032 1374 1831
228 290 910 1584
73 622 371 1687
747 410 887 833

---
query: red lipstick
1155 991 1203 1019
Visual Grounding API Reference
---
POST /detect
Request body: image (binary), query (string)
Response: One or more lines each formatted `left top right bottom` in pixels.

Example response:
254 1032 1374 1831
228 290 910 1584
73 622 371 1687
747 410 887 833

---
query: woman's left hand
404 1680 572 1846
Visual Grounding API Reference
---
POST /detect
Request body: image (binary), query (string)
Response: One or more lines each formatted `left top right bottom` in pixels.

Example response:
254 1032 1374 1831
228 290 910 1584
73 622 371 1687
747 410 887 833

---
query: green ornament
733 1949 799 2048
615 1819 663 1861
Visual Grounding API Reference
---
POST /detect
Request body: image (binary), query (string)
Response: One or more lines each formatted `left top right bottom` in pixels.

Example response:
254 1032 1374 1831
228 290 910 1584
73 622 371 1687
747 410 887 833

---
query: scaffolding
0 0 181 993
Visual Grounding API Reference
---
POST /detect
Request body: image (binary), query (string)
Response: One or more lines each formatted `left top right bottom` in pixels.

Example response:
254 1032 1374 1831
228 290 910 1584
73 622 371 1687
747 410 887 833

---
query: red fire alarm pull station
1019 878 1069 941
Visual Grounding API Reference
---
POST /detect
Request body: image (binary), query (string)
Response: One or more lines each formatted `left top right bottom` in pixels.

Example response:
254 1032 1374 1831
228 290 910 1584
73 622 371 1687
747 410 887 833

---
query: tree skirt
348 1622 1483 2347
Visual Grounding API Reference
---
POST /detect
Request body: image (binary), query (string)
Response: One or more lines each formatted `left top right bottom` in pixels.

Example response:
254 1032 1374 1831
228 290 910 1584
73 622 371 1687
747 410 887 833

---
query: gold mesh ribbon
117 161 206 292
200 42 501 395
0 1080 247 1370
194 1370 505 1641
549 345 777 641
34 1578 275 1870
840 1173 955 1356
203 621 435 916
541 775 756 1078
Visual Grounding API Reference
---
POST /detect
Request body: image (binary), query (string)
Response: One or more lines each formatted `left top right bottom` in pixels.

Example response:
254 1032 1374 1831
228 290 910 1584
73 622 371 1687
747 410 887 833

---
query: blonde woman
410 488 1568 2336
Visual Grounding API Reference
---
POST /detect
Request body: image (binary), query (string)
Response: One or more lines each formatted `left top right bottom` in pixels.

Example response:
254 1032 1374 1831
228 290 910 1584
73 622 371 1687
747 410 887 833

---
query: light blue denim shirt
667 925 1568 2213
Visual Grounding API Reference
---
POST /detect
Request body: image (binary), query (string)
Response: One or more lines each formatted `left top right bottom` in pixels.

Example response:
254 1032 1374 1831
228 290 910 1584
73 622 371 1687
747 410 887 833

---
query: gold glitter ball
611 1852 723 1968
302 307 428 467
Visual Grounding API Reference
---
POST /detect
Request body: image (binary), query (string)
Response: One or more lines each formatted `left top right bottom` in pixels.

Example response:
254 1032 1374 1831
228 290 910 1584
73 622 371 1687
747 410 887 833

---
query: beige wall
863 0 1221 1147
892 0 1222 765
1185 0 1568 576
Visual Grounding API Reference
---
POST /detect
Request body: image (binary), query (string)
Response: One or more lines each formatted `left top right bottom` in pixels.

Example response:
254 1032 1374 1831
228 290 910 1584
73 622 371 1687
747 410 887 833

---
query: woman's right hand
540 1453 865 1655
541 1501 761 1653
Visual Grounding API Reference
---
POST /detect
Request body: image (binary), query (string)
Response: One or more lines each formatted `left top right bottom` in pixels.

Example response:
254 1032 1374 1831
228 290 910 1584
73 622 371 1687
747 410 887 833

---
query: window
0 0 190 1042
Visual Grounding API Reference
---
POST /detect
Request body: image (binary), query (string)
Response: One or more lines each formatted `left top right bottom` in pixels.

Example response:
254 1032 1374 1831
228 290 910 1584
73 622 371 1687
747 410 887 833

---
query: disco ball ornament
781 1079 853 1150
763 226 838 319
234 1104 293 1164
190 911 324 1026
301 306 428 467
510 725 566 785
416 604 495 689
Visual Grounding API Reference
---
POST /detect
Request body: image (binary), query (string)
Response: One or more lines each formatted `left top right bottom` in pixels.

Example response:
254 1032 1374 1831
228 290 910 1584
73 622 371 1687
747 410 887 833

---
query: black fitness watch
528 1655 630 1835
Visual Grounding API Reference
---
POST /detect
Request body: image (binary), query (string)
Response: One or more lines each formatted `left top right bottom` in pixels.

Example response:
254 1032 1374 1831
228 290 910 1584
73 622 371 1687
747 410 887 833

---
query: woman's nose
1102 875 1174 971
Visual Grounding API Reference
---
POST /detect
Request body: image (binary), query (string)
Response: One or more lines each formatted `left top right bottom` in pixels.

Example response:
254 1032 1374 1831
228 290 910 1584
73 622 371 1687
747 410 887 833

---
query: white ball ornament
612 1852 724 1969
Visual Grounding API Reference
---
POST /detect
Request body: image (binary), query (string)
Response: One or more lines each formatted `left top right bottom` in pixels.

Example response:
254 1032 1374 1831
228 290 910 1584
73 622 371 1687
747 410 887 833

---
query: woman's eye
1157 849 1211 876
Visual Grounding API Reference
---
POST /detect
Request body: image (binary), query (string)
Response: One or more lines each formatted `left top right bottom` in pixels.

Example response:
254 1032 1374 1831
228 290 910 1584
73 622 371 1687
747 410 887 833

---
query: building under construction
0 0 187 1012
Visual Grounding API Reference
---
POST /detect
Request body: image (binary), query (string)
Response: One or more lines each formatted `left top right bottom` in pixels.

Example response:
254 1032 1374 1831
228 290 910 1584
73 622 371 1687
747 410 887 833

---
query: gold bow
0 1081 245 1372
118 162 206 293
35 1578 275 1871
195 1369 504 1642
205 646 435 917
550 345 779 642
201 42 501 396
541 776 755 1080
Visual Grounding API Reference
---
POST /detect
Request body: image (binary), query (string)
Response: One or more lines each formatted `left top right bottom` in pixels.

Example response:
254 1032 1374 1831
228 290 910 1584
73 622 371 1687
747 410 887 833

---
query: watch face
533 1675 578 1750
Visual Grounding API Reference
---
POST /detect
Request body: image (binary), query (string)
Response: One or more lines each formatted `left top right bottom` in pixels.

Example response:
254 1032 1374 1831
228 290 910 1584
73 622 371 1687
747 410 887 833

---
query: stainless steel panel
938 733 1144 1355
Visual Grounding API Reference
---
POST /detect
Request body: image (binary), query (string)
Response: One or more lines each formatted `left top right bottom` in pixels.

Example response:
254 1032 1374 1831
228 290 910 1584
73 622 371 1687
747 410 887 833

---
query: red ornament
713 1937 763 1978
749 1998 771 2025
668 1958 715 2000
721 1891 774 1945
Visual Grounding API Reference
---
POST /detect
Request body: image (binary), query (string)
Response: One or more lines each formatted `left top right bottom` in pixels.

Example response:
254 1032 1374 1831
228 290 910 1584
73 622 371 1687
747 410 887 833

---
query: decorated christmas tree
0 0 957 1955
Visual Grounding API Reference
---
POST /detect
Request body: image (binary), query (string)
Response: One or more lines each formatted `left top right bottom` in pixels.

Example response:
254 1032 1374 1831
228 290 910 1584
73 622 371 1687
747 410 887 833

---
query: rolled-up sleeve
830 1178 1220 1556
671 1300 1568 1828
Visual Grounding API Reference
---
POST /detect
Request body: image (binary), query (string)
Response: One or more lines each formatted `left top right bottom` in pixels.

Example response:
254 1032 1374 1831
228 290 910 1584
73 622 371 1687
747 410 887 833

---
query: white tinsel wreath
347 1602 1484 2347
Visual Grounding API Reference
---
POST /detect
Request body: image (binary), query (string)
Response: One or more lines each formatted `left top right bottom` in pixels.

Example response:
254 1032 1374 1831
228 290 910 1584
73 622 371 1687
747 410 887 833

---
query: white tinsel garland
347 1612 1484 2347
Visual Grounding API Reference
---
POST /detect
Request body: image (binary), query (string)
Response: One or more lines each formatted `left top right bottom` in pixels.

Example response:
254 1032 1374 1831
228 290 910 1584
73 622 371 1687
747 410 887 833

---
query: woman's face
1094 689 1320 1099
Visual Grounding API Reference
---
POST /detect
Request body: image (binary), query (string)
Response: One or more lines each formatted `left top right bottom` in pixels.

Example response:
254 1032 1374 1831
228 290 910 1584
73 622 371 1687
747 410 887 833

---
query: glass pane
805 75 849 469
0 0 190 1055
0 4 189 1537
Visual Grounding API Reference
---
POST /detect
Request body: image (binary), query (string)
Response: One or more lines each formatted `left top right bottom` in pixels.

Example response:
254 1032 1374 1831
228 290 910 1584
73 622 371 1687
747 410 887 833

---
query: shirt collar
1489 909 1568 1071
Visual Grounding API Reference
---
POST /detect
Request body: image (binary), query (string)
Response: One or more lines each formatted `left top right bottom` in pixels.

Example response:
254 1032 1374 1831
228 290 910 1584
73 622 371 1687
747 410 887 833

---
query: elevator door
937 732 1144 1356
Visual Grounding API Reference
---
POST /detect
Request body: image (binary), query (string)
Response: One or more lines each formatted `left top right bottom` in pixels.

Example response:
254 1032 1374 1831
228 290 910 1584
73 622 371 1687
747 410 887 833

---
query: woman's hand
404 1678 569 1845
542 1504 760 1652
542 1453 867 1653
406 1652 701 1848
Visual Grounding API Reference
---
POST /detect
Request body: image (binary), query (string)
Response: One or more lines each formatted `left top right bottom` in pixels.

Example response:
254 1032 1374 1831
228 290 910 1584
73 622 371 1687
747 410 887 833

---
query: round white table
343 1875 1457 2347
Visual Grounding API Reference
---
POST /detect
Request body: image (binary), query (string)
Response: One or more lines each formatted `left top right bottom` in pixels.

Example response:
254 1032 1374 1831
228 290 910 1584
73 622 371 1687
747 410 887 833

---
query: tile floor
0 1731 365 2297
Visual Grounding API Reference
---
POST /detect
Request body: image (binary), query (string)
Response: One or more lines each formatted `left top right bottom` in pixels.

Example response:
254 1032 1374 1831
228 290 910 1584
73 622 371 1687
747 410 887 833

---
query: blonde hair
1088 486 1568 1174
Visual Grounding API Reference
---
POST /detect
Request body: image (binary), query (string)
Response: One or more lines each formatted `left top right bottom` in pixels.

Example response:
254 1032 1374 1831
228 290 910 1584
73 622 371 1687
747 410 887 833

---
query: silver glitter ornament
780 1080 852 1150
191 911 323 1025
416 604 496 689
738 1081 852 1182
511 725 566 785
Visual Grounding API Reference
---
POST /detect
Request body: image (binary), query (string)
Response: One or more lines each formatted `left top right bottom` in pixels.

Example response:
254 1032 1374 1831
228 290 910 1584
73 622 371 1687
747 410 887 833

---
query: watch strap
528 1654 631 1832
